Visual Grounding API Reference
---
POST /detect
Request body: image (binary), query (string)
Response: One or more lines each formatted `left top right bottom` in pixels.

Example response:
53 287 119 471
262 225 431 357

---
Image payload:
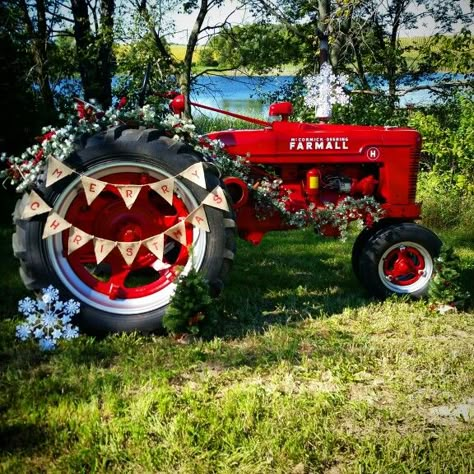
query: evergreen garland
428 246 470 310
162 268 214 335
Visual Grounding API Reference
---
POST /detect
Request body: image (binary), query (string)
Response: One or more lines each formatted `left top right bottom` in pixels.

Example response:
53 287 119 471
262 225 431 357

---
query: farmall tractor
13 94 442 333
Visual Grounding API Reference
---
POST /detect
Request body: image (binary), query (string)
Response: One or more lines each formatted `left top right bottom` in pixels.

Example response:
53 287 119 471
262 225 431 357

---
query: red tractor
13 95 441 333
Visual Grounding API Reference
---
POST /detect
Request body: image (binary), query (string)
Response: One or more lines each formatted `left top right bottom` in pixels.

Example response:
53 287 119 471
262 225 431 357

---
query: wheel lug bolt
418 270 426 276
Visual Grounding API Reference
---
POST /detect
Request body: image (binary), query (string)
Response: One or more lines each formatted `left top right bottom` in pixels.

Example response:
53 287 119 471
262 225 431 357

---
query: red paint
63 171 192 299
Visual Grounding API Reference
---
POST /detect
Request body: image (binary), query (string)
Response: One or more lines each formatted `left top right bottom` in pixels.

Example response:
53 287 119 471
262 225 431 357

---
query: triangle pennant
164 220 187 246
143 234 165 261
46 156 74 187
93 238 116 264
81 176 107 205
149 177 175 205
117 241 141 266
21 191 52 219
116 185 142 209
202 186 229 211
42 212 72 239
68 227 93 255
185 205 210 232
179 162 206 189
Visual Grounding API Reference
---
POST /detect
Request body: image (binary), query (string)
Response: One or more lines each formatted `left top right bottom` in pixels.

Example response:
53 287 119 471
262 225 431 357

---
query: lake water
191 74 451 118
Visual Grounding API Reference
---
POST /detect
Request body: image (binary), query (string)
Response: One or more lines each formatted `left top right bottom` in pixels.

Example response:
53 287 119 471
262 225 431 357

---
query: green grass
1 222 473 472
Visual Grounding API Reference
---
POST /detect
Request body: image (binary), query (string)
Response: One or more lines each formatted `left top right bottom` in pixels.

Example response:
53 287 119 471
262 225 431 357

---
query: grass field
1 211 473 472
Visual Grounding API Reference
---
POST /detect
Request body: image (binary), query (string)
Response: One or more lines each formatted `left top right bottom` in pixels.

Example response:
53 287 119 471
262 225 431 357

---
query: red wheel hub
62 171 193 300
382 245 426 286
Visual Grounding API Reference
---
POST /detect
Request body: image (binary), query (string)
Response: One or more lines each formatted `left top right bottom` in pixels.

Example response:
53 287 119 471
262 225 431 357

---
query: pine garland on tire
162 268 215 335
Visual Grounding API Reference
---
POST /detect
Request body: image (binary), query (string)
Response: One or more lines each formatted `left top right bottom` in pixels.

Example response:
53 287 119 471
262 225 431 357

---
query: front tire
357 222 442 298
13 127 236 334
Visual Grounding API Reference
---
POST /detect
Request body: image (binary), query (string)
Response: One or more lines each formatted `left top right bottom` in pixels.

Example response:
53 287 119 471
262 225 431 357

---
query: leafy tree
133 0 237 117
201 23 302 73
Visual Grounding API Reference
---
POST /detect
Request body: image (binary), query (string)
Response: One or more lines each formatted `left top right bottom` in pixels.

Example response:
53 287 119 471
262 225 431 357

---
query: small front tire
357 222 442 298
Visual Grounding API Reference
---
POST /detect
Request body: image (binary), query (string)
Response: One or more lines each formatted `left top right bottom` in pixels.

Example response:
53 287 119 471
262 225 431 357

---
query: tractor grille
408 147 421 202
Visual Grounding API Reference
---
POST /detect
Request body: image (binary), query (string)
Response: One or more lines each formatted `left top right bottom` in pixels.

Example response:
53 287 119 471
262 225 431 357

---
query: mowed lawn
1 221 474 473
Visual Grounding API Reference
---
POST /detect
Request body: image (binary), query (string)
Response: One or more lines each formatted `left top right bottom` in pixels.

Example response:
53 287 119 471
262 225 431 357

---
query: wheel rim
378 241 433 294
46 161 207 314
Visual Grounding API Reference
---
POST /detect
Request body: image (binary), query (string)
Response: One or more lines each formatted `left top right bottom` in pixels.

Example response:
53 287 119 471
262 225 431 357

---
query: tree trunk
71 0 114 108
18 0 56 116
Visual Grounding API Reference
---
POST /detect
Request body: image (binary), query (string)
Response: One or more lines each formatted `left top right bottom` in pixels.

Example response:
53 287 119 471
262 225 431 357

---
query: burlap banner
23 156 230 266
41 156 210 210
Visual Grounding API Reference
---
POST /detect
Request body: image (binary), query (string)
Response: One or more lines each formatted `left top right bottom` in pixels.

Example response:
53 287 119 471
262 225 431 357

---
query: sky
167 0 473 44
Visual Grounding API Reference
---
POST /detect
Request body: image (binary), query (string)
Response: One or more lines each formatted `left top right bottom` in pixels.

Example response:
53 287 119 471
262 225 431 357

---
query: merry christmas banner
21 157 227 266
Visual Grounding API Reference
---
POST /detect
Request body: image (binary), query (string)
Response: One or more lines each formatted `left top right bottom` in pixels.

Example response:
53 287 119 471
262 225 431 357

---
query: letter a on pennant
93 238 116 264
164 220 187 245
179 163 206 189
21 190 52 219
185 205 209 232
46 156 74 187
143 234 165 261
149 177 175 205
42 212 72 239
202 186 229 211
117 185 142 209
67 227 93 255
81 176 107 205
117 241 141 266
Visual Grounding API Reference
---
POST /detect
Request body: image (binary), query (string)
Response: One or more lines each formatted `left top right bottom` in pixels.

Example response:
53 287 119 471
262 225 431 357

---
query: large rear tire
12 127 236 334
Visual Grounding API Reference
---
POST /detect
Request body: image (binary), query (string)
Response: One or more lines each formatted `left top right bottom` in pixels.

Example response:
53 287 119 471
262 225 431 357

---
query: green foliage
331 94 409 126
429 246 470 308
408 94 474 187
203 24 302 73
163 267 214 335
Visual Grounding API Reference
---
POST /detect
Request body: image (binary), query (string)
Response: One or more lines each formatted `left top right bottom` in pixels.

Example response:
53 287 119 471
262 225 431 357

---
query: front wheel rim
378 241 433 294
46 161 207 315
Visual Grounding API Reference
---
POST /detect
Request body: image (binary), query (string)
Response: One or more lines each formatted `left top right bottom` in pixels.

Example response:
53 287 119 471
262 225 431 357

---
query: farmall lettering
289 137 349 151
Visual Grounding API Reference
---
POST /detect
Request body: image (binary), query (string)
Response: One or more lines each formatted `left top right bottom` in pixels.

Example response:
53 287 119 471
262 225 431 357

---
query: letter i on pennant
93 238 116 264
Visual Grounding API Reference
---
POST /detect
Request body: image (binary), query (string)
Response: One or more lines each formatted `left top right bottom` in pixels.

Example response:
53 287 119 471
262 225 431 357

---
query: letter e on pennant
81 176 107 205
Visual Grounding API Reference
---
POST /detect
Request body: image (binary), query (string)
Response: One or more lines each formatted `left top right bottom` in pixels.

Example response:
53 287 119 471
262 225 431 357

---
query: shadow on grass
203 230 370 339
